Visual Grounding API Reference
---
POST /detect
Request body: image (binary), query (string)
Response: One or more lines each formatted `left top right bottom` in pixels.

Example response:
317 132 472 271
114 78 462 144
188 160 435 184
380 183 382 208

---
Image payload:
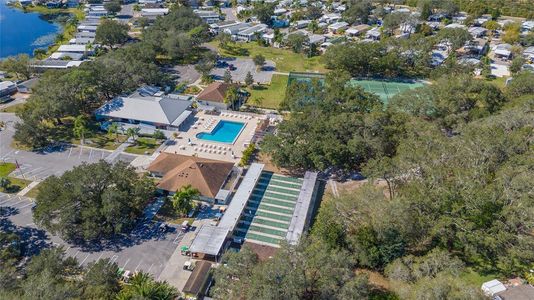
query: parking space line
18 202 34 209
101 151 105 159
78 147 83 159
79 254 90 266
122 258 130 269
109 255 118 265
173 233 184 244
88 149 93 161
147 263 154 273
73 250 80 258
96 252 104 261
134 260 143 272
68 147 73 158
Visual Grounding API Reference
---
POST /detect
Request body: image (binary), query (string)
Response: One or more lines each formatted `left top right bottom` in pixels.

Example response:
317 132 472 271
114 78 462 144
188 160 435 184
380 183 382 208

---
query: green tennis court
287 72 424 104
348 79 424 103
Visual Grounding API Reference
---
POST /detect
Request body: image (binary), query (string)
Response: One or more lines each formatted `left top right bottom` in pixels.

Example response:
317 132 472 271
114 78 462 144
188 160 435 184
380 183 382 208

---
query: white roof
219 163 264 231
189 225 229 256
57 44 87 53
141 8 169 13
328 21 348 30
481 279 507 296
49 52 84 60
445 23 466 29
95 96 191 126
0 81 16 90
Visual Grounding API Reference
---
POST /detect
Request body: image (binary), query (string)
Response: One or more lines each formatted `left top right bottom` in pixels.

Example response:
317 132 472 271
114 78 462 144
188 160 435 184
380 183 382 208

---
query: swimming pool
196 120 245 144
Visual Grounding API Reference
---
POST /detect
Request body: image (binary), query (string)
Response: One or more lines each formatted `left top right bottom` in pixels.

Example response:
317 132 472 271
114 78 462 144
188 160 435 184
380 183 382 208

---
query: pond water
0 0 64 58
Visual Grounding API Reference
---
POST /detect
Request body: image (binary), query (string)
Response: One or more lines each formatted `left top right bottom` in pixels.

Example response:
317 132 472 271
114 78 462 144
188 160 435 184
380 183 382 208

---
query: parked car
181 220 190 232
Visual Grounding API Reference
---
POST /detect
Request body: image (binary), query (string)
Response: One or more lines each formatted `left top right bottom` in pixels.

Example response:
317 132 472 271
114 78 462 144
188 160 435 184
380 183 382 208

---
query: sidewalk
17 181 40 197
104 141 131 163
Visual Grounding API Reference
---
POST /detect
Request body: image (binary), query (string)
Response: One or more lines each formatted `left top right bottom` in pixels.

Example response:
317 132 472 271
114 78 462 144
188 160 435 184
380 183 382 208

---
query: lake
0 0 63 58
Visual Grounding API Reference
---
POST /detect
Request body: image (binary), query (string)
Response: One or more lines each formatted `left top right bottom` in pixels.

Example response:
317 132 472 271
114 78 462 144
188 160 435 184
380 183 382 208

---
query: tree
521 32 534 47
107 122 120 142
224 85 240 110
217 32 233 50
1 54 32 80
171 185 199 216
249 96 264 107
510 56 525 74
82 259 121 299
152 129 166 140
104 0 121 15
285 33 308 53
505 72 534 99
195 52 217 83
252 54 266 70
212 237 370 300
502 22 521 44
0 177 11 191
252 2 275 25
126 127 140 142
436 27 472 52
33 161 155 243
343 0 372 24
223 69 232 83
244 71 254 87
73 115 88 145
95 19 129 48
117 272 177 300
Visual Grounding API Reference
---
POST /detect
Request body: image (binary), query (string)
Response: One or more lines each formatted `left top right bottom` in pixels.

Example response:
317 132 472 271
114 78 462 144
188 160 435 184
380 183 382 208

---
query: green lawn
25 185 41 199
74 134 128 151
485 76 509 90
125 137 161 155
460 268 501 286
210 41 327 74
0 163 32 194
246 74 288 109
1 103 26 113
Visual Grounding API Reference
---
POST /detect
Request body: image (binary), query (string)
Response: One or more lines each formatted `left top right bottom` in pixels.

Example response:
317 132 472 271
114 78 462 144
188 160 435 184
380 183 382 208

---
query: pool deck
164 110 263 163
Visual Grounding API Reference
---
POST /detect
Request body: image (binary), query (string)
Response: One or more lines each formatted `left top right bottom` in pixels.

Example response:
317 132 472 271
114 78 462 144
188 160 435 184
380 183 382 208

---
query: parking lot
1 194 185 278
1 113 135 182
211 57 275 84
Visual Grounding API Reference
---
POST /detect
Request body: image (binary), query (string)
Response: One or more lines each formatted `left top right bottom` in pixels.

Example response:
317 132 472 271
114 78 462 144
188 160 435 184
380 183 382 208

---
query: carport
189 225 229 261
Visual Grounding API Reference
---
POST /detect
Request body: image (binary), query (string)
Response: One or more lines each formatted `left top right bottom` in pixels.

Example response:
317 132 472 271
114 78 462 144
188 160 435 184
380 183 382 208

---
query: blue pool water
196 121 245 144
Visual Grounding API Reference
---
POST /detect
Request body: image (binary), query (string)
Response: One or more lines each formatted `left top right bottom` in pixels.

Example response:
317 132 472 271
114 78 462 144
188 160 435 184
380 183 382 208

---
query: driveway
211 57 275 84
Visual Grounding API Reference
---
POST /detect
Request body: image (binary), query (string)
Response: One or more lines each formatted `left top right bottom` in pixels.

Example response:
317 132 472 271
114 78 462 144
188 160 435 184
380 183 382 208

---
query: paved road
0 113 135 182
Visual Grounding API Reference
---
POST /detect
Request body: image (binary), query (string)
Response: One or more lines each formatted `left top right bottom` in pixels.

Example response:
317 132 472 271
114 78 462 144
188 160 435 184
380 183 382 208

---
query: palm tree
73 116 88 145
126 127 140 142
117 272 177 300
224 86 239 110
107 122 119 142
171 185 199 216
250 96 264 107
